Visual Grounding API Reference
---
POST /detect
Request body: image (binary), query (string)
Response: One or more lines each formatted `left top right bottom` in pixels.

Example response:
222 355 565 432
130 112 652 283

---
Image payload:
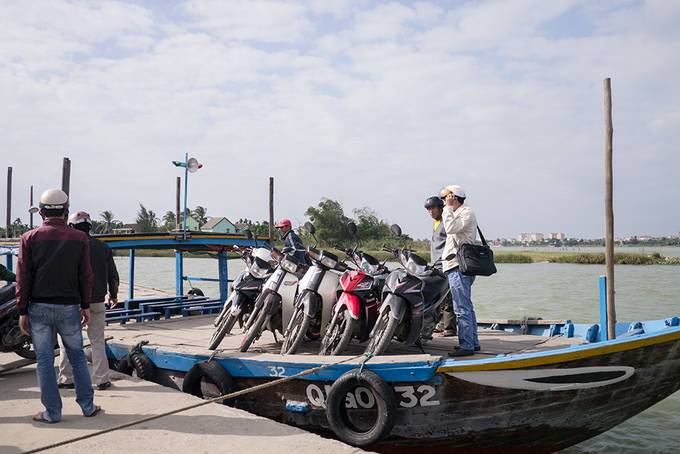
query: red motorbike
318 247 389 355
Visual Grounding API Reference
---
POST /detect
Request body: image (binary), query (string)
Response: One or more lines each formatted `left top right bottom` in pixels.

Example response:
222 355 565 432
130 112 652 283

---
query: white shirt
441 204 477 272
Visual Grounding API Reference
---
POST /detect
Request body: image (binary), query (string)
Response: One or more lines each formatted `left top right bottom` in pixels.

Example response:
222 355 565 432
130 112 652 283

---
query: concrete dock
0 353 365 454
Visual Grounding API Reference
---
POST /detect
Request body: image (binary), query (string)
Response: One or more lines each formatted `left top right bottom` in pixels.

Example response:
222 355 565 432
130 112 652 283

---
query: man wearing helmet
58 211 119 391
440 185 480 357
16 189 101 423
275 218 308 264
424 196 456 337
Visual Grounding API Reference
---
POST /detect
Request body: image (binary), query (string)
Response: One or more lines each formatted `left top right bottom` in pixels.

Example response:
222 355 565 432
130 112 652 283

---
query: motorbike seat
0 283 17 304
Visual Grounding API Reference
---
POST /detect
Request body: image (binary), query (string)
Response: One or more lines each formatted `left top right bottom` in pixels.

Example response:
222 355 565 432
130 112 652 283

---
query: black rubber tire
281 307 310 355
239 303 268 352
188 288 204 297
325 369 397 447
130 350 156 381
112 357 134 375
319 309 357 356
209 311 239 350
14 343 36 360
365 307 398 356
182 360 235 402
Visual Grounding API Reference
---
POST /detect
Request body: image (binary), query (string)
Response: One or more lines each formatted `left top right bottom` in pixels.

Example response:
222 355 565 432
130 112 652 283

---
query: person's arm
106 248 119 302
78 239 94 311
0 263 15 282
442 206 473 235
16 236 32 315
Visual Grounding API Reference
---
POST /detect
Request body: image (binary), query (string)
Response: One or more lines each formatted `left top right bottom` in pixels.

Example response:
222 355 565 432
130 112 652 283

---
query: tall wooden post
5 167 11 238
175 176 181 230
268 177 274 245
61 157 71 196
29 185 34 229
604 78 616 340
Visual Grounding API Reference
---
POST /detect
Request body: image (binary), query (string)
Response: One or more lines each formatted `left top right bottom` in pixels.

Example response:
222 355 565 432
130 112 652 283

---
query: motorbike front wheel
319 308 357 356
281 306 310 355
239 303 269 353
364 307 398 356
209 310 239 350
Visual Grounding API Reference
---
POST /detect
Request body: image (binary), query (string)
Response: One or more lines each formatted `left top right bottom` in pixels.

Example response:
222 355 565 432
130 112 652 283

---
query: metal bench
105 311 162 325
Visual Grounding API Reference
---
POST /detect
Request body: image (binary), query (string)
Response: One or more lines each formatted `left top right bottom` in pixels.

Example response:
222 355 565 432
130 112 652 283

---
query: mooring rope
25 352 373 453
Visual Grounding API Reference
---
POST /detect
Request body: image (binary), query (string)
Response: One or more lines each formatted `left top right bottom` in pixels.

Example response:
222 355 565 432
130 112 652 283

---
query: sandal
85 405 102 417
32 411 57 424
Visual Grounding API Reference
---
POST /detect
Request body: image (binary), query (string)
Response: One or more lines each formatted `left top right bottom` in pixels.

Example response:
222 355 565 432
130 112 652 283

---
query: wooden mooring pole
61 157 71 196
268 177 274 245
5 167 11 238
604 78 616 340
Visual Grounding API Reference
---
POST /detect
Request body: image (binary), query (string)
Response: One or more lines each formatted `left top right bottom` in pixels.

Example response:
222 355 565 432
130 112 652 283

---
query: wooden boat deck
106 315 585 363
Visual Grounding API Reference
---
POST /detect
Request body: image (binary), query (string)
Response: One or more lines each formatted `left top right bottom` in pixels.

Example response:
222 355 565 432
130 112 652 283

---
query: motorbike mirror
390 224 402 236
303 221 316 235
346 221 357 236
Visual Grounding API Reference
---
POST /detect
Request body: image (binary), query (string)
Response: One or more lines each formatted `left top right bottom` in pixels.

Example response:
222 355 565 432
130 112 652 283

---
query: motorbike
364 225 450 356
281 223 348 355
0 283 36 359
209 245 275 350
319 245 389 355
239 247 309 352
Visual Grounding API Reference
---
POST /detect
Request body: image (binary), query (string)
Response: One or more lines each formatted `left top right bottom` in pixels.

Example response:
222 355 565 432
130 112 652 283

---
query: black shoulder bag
458 226 497 276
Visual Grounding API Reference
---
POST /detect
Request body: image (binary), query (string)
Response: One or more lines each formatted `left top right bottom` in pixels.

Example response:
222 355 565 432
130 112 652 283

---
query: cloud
1 0 679 240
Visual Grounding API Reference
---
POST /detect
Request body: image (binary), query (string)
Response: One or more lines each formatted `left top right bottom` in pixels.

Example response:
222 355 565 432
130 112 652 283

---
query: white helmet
39 188 69 210
68 211 92 226
252 248 274 264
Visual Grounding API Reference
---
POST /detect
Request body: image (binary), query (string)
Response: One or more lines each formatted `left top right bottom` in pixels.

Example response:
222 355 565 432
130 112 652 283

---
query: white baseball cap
441 185 466 198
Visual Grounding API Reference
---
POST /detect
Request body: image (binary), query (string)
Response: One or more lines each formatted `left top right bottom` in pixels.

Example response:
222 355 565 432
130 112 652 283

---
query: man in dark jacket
58 211 119 391
425 196 456 337
275 218 308 264
17 189 100 423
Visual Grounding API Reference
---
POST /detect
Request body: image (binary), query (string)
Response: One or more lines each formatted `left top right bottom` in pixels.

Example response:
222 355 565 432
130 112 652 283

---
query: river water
113 256 680 453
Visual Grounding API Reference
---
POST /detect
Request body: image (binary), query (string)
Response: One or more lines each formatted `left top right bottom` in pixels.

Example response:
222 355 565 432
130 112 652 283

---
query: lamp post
172 153 203 234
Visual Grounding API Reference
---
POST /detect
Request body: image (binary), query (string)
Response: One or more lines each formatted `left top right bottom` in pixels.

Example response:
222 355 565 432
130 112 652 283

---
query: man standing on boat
16 189 101 423
58 211 119 391
424 196 457 337
275 218 308 264
440 185 480 357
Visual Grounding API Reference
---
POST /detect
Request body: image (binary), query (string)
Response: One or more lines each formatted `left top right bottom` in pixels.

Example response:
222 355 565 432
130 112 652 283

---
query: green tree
304 198 352 246
353 207 391 242
11 218 29 237
192 206 208 227
162 211 177 231
99 211 118 234
135 204 159 232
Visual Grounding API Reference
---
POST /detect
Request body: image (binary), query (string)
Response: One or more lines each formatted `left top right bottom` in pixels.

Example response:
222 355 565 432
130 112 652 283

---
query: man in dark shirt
425 196 456 337
17 189 101 423
59 211 119 391
275 218 308 264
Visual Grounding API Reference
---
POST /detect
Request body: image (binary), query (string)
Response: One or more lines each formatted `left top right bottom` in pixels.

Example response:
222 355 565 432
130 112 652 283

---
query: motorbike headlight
320 255 338 269
406 259 427 276
280 258 298 274
249 257 271 279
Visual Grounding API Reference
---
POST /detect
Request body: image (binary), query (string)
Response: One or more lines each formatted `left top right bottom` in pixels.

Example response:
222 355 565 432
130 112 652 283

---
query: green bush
495 253 533 263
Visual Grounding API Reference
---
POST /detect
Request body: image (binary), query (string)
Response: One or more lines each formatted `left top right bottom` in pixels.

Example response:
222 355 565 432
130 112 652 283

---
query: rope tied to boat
356 352 373 378
25 352 375 453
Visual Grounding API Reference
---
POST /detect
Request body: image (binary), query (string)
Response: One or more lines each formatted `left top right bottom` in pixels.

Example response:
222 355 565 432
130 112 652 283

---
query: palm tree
99 211 118 234
162 211 177 231
192 206 208 228
136 204 159 232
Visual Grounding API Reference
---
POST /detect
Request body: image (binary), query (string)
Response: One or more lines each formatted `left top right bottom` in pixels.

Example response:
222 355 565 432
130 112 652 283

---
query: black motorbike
0 283 36 359
209 246 274 350
364 226 449 356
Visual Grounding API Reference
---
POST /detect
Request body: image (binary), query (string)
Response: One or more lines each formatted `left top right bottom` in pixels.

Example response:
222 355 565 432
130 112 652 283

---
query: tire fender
383 294 407 322
302 292 320 318
182 360 235 402
325 368 397 447
129 349 156 381
337 292 361 320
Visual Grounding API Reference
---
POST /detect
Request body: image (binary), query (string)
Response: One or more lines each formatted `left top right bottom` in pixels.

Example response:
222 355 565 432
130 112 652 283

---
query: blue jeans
446 267 479 351
29 303 95 422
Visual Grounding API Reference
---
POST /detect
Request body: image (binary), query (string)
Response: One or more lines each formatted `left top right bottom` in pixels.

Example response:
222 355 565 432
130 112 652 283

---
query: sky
1 0 679 240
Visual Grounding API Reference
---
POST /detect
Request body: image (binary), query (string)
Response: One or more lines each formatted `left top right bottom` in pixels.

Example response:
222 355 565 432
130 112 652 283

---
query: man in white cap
440 185 480 357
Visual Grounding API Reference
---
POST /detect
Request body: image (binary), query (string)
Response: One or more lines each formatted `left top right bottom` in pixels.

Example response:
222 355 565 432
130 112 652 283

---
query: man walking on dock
58 211 119 391
16 189 101 423
440 185 480 357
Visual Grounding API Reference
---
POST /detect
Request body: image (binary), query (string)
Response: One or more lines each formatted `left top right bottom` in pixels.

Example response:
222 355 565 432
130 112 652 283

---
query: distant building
112 224 136 234
234 222 249 232
177 213 200 231
549 232 566 241
517 232 544 243
201 217 238 234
